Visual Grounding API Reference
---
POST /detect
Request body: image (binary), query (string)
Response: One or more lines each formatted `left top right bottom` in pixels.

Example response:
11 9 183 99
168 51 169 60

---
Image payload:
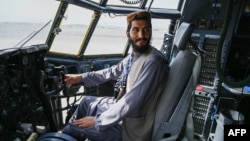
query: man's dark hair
126 11 152 32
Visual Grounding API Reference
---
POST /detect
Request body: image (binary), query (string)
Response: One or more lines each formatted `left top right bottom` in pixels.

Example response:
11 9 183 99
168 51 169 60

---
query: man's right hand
64 74 82 87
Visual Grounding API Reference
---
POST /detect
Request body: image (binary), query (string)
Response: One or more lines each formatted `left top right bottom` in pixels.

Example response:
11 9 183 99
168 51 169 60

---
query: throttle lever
62 73 83 96
60 71 66 86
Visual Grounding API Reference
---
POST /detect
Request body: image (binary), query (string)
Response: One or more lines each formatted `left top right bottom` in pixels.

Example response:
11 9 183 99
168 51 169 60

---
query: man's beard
129 38 151 53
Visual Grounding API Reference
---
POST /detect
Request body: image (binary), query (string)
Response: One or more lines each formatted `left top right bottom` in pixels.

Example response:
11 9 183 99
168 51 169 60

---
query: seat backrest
152 22 202 141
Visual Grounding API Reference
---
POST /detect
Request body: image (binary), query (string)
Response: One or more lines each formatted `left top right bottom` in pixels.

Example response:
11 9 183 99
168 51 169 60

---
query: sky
0 0 60 23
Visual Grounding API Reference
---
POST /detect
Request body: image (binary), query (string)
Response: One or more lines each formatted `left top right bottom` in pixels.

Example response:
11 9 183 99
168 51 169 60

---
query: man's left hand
73 116 95 128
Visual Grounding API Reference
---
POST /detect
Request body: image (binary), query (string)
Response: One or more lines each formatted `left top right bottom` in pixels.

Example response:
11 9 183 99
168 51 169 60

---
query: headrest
173 22 195 50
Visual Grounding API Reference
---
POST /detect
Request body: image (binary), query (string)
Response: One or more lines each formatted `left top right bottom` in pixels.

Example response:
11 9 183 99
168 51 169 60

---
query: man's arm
64 58 126 87
82 58 127 87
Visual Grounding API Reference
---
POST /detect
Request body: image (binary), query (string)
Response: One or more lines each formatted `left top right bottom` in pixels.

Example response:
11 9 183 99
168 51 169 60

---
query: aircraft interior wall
1 0 250 140
179 0 250 140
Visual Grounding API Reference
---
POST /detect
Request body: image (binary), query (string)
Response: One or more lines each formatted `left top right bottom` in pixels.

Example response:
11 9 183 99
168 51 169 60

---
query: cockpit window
84 13 127 56
49 4 92 56
0 0 179 57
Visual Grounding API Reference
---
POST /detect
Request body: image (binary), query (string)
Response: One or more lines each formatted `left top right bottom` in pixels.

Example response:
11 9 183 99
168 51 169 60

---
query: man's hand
73 116 95 128
64 74 82 87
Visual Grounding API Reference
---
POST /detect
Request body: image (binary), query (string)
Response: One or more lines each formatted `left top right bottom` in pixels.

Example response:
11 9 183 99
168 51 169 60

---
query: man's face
127 20 152 53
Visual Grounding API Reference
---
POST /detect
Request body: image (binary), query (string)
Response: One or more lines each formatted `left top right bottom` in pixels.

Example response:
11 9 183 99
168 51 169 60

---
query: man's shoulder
149 47 167 61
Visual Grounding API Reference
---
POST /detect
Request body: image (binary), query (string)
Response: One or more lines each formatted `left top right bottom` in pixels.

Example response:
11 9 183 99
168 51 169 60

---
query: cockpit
1 0 250 141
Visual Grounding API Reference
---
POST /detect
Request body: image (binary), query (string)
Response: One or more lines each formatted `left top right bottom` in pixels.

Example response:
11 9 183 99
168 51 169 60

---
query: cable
119 0 142 5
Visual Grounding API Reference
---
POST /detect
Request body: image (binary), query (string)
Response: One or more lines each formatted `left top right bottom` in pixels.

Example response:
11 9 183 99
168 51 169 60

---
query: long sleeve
81 56 130 87
94 49 169 131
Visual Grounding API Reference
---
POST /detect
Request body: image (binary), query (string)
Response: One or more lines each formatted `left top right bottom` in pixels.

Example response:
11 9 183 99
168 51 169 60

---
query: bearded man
62 10 169 141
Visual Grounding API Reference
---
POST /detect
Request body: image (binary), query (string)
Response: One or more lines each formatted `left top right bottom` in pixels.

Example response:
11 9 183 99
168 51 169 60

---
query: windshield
0 0 179 57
